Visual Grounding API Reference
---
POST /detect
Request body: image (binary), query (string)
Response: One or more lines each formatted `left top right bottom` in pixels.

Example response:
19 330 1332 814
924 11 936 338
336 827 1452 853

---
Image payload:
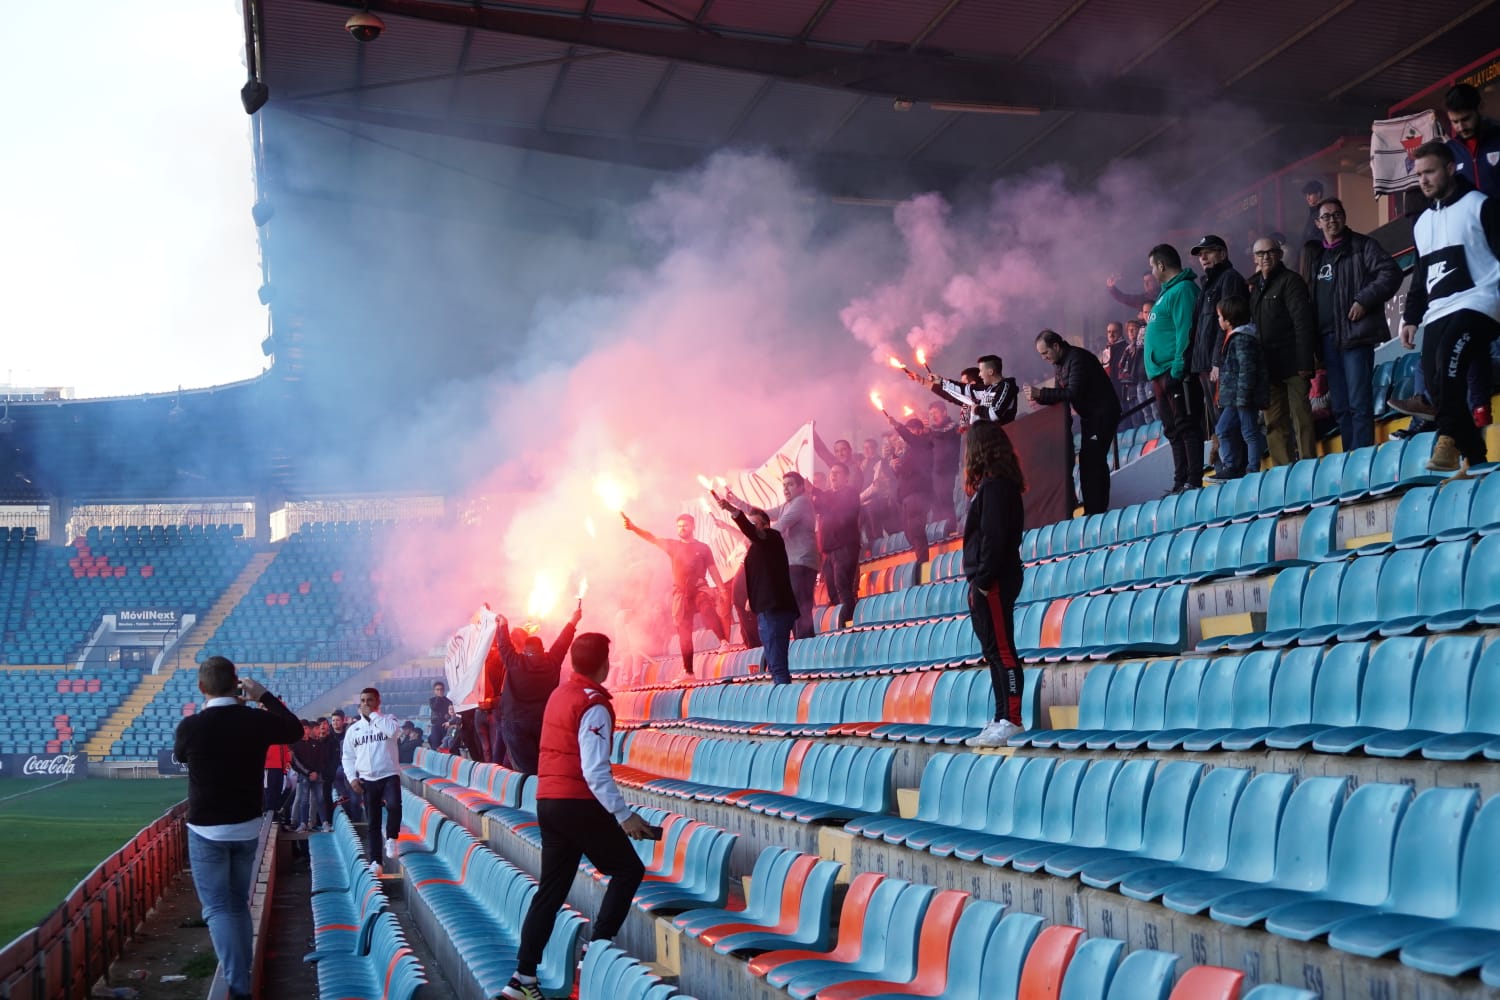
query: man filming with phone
174 657 303 1000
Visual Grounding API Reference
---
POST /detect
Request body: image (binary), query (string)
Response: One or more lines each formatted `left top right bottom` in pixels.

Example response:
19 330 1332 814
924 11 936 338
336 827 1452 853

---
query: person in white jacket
341 687 402 874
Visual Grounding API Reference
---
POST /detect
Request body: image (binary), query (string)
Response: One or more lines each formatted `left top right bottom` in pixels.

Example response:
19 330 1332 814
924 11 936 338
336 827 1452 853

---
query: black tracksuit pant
1153 373 1206 489
1423 310 1500 464
515 798 645 977
967 577 1024 725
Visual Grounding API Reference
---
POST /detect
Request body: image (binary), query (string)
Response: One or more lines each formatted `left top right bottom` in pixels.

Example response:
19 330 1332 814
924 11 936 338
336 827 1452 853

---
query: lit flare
886 355 909 371
584 516 596 539
869 390 884 411
576 576 589 600
594 475 627 512
902 405 915 417
915 347 927 366
696 474 714 490
526 572 563 619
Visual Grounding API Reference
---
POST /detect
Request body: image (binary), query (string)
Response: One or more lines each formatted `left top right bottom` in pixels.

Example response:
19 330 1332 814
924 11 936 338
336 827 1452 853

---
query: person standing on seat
174 656 303 1000
1307 197 1403 451
884 410 936 575
717 495 799 684
808 461 862 630
501 633 652 1000
961 422 1028 749
924 354 1019 425
1025 329 1122 515
494 606 581 774
1142 244 1204 493
622 512 728 676
341 687 402 875
427 681 453 751
1401 141 1500 472
724 471 818 639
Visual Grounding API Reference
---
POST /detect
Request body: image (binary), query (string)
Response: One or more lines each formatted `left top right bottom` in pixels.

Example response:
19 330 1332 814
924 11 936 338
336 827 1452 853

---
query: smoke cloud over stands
346 151 1187 652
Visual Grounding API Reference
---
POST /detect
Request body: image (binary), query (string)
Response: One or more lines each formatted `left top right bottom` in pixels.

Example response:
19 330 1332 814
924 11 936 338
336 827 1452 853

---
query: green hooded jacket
1143 267 1200 381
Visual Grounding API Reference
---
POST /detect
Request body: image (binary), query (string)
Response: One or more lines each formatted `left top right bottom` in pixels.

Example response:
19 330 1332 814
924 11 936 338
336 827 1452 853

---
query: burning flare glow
902 405 915 417
887 355 906 369
696 474 714 490
869 390 884 411
526 571 563 620
594 475 627 512
576 576 589 600
915 347 927 366
584 516 596 539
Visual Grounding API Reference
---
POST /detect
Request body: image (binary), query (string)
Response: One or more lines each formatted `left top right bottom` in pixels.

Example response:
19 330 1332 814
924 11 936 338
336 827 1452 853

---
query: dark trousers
673 588 726 675
731 569 761 648
457 709 486 763
1153 374 1206 489
967 578 1024 725
822 542 860 629
428 721 448 750
501 717 542 776
1423 310 1500 464
900 493 932 571
361 775 401 866
262 768 286 818
1078 417 1119 515
788 564 818 639
757 609 797 684
515 798 646 977
929 471 956 536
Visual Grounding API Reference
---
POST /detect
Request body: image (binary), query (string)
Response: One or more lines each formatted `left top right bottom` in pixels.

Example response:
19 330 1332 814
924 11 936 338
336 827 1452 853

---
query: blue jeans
1214 406 1266 475
1321 335 1375 450
187 831 258 996
292 777 326 828
757 610 797 684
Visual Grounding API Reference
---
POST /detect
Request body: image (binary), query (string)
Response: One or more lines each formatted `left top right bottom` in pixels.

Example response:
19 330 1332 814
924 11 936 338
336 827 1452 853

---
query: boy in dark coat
1210 295 1269 480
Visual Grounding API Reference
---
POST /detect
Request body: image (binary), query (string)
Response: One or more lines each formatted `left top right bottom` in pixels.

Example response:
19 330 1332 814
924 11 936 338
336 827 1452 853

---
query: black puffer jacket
1193 261 1250 374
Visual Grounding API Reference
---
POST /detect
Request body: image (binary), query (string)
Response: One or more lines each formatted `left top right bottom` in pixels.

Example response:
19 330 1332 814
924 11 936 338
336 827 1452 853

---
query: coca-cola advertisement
0 752 89 780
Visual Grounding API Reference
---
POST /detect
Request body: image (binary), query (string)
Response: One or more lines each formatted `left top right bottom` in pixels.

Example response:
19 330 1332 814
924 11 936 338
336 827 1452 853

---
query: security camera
345 11 384 42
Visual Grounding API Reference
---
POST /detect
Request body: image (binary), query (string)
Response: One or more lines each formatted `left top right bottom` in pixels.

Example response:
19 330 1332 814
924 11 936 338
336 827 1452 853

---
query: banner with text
116 609 180 632
0 752 89 780
157 749 188 776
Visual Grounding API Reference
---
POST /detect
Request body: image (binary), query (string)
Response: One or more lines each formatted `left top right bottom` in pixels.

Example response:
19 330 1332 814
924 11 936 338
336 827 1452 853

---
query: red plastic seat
747 870 884 976
1017 925 1086 1000
699 854 822 948
816 889 969 1000
1168 966 1245 1000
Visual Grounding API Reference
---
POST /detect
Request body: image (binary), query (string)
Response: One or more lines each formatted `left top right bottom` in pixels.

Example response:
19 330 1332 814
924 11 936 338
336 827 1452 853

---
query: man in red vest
500 632 652 1000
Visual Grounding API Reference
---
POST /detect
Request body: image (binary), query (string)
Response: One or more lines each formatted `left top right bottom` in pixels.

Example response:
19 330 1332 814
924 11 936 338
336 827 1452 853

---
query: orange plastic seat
1017 924 1086 1000
1168 966 1245 1000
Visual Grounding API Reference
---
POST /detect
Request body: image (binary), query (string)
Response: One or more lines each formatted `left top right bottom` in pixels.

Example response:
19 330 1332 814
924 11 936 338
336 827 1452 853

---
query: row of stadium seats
847 752 1500 979
1023 433 1442 563
0 667 142 753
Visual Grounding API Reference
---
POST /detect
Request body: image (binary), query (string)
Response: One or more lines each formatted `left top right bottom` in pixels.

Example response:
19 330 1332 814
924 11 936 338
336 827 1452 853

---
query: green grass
0 777 186 946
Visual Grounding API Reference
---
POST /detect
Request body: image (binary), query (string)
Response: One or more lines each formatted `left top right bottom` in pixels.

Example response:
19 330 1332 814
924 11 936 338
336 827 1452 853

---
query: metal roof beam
295 0 1373 127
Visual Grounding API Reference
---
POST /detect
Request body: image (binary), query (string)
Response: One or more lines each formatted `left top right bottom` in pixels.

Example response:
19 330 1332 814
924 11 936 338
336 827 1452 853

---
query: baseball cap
1190 235 1228 255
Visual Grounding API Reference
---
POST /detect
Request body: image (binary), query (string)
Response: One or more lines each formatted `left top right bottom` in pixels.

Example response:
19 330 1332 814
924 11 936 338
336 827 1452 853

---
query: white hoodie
341 711 400 782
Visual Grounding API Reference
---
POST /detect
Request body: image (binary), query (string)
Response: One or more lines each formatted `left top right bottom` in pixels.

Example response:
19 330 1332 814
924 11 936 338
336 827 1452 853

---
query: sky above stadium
0 1 267 400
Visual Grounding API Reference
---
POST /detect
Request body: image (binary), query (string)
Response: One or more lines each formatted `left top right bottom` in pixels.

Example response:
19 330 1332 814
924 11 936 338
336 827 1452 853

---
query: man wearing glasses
1307 198 1403 450
1248 237 1318 464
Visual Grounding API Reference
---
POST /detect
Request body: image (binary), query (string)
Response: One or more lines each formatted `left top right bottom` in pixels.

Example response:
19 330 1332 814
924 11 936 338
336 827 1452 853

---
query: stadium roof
256 0 1500 201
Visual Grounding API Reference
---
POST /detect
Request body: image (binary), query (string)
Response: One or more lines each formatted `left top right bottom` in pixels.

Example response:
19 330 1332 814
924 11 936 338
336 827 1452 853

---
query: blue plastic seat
1203 566 1310 652
1265 786 1478 946
1427 531 1500 632
945 756 1057 863
1418 638 1500 760
1120 770 1294 902
1242 987 1320 1000
1261 642 1371 750
854 901 1034 1000
1057 937 1125 1000
983 758 1096 868
1209 782 1413 927
1358 634 1484 757
1015 758 1154 873
1161 776 1346 915
1331 546 1424 642
1104 949 1180 1000
1171 653 1249 750
1397 795 1500 975
1308 636 1425 753
1379 540 1470 636
768 879 934 999
1134 657 1210 750
929 755 1029 859
1080 660 1165 750
1080 766 1248 890
1045 761 1202 878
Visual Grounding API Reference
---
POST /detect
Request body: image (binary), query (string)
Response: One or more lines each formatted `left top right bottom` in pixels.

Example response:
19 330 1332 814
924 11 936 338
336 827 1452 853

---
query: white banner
685 421 817 580
442 607 497 713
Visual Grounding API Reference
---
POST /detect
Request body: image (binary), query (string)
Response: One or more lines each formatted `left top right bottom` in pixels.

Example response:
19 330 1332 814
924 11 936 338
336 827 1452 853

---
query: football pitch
0 777 187 947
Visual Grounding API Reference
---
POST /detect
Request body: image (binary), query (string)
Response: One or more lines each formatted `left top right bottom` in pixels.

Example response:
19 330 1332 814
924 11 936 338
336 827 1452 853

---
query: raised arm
621 513 664 551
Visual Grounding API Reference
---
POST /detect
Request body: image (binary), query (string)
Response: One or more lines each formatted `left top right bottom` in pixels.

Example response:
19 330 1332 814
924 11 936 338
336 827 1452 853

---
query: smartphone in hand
643 825 664 841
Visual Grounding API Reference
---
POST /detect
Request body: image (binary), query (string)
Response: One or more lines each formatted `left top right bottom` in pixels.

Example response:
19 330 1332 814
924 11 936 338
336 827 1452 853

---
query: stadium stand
0 665 141 754
198 521 397 666
383 411 1500 1000
1 523 252 665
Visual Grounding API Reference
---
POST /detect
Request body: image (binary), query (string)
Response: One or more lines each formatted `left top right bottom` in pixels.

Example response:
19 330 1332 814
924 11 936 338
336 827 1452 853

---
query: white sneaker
966 719 1022 748
384 838 399 861
369 860 383 876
